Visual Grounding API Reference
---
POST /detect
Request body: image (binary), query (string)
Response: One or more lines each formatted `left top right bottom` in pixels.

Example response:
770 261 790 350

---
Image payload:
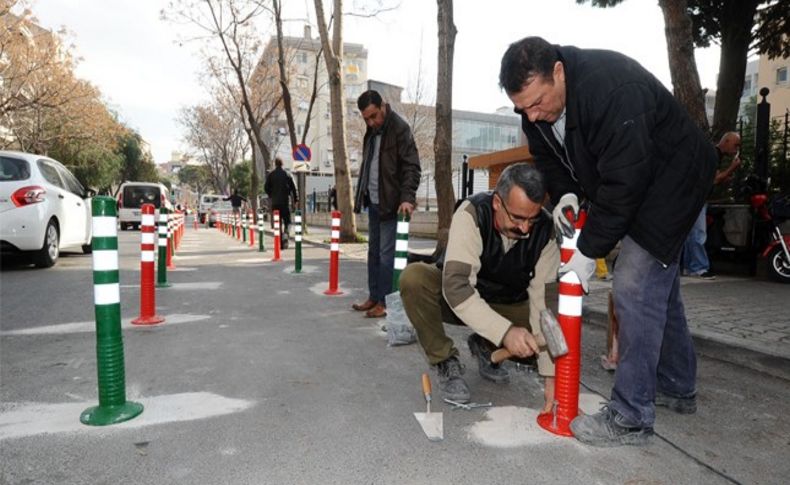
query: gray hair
494 163 546 203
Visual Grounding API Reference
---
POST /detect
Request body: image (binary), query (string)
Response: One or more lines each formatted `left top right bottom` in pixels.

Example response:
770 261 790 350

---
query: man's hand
502 326 540 359
558 250 596 293
552 193 579 242
398 202 415 217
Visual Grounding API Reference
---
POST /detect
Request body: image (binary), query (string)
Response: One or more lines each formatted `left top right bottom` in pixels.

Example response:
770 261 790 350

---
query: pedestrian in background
223 189 247 217
682 131 742 280
352 89 421 319
500 36 717 447
264 157 298 250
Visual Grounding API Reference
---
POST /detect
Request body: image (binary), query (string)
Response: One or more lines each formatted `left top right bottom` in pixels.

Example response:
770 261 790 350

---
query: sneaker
655 392 697 414
698 270 716 280
467 333 510 383
570 405 653 447
436 356 470 403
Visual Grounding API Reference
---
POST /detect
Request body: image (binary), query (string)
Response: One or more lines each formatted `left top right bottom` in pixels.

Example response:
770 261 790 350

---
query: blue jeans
610 236 697 427
683 204 709 274
367 204 397 304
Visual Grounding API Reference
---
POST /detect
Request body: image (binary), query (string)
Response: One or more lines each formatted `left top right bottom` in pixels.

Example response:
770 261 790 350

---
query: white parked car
198 193 221 224
0 150 93 268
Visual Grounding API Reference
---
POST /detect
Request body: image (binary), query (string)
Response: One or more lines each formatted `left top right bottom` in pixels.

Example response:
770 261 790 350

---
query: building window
777 67 788 85
299 52 308 64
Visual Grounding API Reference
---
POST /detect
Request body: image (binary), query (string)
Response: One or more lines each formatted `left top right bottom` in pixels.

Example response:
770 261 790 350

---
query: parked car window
37 160 65 188
54 163 86 197
0 156 31 181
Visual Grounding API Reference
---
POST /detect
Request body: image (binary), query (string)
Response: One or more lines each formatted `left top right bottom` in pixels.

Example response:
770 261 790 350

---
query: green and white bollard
392 212 410 291
293 210 303 273
80 196 144 426
242 212 247 243
258 210 265 252
156 207 170 288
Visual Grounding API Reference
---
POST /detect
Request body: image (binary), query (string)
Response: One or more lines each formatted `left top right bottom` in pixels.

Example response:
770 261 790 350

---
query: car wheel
33 220 59 268
82 242 93 254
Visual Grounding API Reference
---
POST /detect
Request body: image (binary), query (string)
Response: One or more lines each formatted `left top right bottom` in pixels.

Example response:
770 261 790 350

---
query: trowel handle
421 373 432 402
491 348 511 364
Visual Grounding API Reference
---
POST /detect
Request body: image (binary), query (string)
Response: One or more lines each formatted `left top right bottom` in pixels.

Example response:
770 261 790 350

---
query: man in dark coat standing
264 157 298 249
499 37 717 447
352 90 421 318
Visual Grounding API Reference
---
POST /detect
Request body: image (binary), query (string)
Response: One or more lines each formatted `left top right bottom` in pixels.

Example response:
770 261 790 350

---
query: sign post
292 144 311 235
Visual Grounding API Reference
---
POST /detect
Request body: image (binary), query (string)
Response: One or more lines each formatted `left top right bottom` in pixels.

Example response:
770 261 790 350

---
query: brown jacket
354 104 421 220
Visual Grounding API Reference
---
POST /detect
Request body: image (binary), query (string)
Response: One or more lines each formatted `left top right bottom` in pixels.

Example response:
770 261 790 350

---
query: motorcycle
751 192 790 283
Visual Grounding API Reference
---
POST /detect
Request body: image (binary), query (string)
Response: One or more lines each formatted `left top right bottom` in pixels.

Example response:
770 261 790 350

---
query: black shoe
655 392 697 414
467 333 510 383
698 270 716 280
436 356 470 403
570 405 653 447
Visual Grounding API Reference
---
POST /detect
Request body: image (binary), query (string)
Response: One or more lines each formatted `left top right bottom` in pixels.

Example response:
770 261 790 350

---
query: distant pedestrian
223 190 247 217
329 185 338 211
682 131 742 280
352 89 421 319
264 157 298 249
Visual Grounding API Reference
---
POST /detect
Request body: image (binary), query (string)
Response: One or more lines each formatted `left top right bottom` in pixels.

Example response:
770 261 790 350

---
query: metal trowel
414 373 443 442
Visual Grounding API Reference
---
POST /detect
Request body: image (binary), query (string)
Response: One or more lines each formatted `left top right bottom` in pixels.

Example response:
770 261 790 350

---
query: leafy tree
178 164 213 195
117 131 160 188
229 160 252 198
577 0 790 140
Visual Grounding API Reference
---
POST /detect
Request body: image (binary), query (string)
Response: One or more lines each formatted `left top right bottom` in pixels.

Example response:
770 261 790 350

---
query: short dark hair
357 90 383 111
499 36 558 94
275 157 283 167
494 163 545 203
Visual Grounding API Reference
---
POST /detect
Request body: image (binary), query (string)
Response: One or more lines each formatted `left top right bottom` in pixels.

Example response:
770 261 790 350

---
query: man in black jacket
352 90 421 318
264 157 298 249
499 37 717 447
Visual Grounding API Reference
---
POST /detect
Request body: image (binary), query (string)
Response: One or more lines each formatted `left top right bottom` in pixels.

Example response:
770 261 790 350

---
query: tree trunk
658 0 709 135
711 0 759 141
314 0 358 241
433 0 457 254
273 0 298 150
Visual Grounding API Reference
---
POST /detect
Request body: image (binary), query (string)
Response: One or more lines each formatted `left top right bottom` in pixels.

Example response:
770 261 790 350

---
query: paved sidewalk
303 224 790 363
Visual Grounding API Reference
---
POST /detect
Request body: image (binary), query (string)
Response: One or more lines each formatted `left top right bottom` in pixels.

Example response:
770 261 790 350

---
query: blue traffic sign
293 144 312 162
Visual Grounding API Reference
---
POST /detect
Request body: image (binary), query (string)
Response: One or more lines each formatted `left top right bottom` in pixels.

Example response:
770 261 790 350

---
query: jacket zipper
536 124 578 183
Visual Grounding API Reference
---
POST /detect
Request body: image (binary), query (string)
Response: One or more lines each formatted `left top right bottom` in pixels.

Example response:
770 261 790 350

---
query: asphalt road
1 224 789 484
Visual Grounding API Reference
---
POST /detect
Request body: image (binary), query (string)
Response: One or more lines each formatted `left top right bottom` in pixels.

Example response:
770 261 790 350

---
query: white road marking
0 314 210 336
284 265 318 274
0 392 255 440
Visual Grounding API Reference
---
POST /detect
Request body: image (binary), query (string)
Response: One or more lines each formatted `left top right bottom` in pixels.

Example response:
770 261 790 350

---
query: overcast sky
32 0 723 164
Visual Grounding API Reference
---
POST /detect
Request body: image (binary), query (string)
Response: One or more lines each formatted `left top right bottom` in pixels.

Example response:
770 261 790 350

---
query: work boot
655 392 697 414
570 405 653 447
436 356 470 403
467 333 510 383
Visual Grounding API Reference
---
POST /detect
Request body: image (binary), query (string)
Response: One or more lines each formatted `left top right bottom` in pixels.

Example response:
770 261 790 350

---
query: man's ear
553 61 565 84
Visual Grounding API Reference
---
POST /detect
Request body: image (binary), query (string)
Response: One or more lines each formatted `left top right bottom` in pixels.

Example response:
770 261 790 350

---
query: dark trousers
610 236 697 427
367 204 397 304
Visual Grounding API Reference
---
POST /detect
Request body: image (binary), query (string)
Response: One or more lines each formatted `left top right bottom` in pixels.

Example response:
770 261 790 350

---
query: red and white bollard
166 210 176 270
537 210 587 436
272 210 281 262
324 210 343 295
132 204 164 325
